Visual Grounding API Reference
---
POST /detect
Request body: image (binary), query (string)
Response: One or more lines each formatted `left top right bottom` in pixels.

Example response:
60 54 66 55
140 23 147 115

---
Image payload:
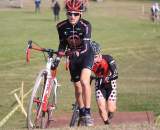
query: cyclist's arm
57 41 67 56
80 21 92 54
52 24 68 69
105 55 118 81
56 22 68 57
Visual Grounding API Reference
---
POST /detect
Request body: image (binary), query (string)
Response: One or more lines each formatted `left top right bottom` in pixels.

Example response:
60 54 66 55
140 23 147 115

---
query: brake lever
28 40 32 49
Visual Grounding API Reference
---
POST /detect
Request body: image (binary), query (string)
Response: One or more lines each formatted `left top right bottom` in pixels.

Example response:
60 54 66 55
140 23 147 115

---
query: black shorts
95 79 117 102
69 47 94 82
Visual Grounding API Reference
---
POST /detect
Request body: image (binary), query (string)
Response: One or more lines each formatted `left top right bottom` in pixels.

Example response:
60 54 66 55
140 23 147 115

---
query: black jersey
56 19 93 82
56 19 91 53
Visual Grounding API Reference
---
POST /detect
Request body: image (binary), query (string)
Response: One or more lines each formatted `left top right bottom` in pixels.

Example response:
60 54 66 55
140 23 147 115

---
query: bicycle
26 40 65 129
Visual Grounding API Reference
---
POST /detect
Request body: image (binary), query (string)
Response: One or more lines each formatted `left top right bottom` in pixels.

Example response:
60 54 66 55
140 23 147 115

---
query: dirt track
48 111 155 128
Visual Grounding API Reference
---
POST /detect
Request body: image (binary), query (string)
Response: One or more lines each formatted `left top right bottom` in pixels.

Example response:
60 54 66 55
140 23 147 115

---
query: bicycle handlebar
28 40 57 53
26 40 60 63
26 40 72 63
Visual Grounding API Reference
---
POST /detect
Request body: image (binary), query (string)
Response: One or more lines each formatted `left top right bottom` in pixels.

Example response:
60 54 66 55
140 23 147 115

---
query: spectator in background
151 2 160 22
51 0 61 21
35 0 41 13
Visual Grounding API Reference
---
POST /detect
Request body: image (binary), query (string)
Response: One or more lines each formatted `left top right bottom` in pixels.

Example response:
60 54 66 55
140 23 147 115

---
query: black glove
51 57 60 70
65 50 80 58
72 51 80 58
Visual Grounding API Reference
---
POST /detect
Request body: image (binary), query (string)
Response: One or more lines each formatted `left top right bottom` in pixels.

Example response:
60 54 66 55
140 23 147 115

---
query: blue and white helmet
91 41 101 55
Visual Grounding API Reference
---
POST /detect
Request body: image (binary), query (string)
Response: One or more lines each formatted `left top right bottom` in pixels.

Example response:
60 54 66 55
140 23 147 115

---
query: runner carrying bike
52 0 94 126
91 41 118 125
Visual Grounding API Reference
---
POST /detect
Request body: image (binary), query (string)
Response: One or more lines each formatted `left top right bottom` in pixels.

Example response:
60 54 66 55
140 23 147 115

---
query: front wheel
69 102 79 127
27 69 48 129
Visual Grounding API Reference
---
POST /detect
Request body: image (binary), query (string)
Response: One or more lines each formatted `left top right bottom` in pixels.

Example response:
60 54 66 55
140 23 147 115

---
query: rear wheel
27 69 48 129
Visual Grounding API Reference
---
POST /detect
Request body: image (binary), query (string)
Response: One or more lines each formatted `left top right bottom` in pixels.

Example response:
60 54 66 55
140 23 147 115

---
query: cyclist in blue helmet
91 41 118 125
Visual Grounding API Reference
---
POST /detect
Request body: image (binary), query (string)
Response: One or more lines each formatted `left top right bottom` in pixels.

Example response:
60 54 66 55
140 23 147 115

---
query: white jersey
152 3 160 12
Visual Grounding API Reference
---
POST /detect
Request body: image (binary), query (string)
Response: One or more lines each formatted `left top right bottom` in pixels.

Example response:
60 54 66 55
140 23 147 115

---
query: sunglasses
67 12 80 16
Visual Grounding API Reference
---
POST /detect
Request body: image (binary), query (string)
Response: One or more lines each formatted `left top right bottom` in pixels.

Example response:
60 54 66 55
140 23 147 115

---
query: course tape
0 88 32 127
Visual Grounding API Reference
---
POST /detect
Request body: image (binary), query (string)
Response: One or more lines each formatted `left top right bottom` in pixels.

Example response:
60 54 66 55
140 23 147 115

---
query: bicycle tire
27 69 48 129
69 103 79 127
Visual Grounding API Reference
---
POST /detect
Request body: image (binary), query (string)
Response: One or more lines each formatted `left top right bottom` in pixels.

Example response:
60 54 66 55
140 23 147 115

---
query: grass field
0 0 160 129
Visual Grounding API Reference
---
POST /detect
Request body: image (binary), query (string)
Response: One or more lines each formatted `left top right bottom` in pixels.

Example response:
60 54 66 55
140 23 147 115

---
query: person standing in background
151 2 160 22
35 0 41 13
51 0 61 21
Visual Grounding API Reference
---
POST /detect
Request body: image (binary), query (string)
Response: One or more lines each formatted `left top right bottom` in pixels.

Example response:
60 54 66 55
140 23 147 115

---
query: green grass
0 0 160 129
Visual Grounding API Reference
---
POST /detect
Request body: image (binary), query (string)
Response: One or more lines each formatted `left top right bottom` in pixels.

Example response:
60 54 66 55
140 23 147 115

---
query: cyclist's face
94 54 102 63
67 12 81 25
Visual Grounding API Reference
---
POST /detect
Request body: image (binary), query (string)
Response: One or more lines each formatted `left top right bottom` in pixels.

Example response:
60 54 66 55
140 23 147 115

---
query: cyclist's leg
80 48 94 114
81 68 92 109
69 60 85 117
79 47 94 126
72 72 93 126
69 61 87 126
107 101 116 119
96 88 110 125
107 80 117 120
96 90 108 122
80 68 93 126
74 81 85 116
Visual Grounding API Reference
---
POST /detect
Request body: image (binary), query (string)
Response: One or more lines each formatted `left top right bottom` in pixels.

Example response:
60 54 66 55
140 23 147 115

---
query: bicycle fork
34 77 53 120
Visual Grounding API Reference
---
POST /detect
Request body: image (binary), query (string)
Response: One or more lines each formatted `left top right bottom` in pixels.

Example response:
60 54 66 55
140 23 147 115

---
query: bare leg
107 80 117 119
107 100 116 120
74 81 84 109
80 68 93 126
96 98 108 122
107 100 116 113
80 68 92 108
